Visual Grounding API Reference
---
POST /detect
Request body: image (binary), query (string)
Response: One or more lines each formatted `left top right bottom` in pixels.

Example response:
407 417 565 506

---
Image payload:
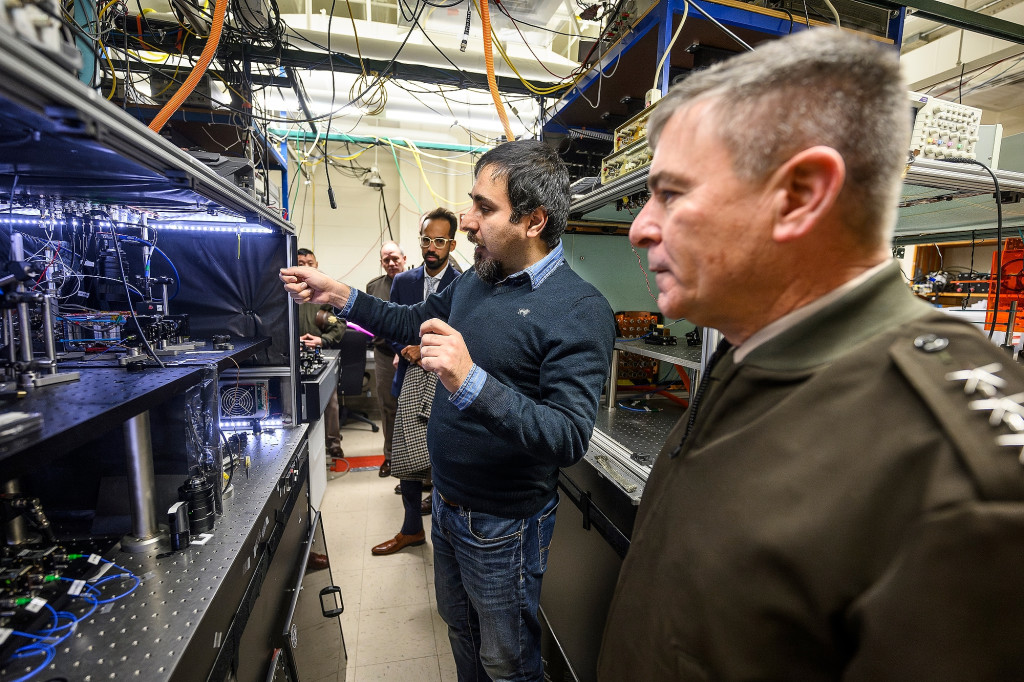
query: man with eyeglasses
366 241 407 477
394 209 461 389
281 140 616 681
368 208 461 554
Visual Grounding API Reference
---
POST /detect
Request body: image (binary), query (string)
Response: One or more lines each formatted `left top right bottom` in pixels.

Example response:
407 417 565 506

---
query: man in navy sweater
281 140 616 682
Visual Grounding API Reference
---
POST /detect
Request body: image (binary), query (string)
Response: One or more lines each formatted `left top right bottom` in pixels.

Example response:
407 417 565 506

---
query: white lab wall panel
289 125 477 290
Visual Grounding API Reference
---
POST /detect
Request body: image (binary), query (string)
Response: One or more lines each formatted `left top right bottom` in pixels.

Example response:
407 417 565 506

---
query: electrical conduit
148 0 227 133
480 0 515 142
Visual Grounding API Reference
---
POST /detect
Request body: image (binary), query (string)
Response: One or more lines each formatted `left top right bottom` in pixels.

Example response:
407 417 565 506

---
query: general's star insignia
945 363 1007 397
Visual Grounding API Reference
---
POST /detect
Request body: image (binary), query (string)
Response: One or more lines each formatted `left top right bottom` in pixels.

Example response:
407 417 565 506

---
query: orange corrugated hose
480 0 515 142
148 0 228 133
674 364 692 396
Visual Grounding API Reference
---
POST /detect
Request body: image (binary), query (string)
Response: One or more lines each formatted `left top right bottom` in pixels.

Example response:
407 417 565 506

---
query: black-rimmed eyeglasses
419 236 454 248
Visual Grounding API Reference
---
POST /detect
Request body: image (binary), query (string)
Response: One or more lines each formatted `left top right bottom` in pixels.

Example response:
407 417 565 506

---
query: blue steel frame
544 0 905 134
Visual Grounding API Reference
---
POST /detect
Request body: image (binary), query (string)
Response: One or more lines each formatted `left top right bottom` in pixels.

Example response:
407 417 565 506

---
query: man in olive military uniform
598 29 1024 681
297 248 346 459
365 241 406 477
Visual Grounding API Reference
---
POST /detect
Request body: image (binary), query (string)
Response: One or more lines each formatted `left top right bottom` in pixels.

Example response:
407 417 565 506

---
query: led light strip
219 418 285 430
0 216 272 233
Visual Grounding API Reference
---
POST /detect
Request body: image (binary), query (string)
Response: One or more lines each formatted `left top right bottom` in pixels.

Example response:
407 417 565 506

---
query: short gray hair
648 29 907 246
380 240 404 256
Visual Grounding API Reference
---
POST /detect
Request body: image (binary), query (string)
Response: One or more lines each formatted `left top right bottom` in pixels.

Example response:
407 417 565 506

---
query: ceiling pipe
280 14 579 85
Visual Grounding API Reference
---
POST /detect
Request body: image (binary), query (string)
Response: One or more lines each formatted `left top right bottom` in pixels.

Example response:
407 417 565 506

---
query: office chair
336 329 379 432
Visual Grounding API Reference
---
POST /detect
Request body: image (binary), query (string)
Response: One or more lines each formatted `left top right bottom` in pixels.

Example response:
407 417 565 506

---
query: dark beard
474 251 503 285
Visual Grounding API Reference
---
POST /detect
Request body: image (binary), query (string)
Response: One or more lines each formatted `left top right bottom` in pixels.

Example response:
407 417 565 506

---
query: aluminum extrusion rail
906 157 1024 193
0 35 293 233
569 167 650 217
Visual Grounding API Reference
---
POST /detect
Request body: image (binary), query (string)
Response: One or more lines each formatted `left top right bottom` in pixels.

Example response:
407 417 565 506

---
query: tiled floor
317 421 456 682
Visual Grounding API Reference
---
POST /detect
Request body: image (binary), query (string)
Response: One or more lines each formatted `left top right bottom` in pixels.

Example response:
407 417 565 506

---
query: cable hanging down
147 0 228 132
480 0 516 141
939 156 1004 340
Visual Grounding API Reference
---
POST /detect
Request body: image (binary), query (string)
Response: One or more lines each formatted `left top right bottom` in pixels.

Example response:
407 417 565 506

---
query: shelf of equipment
0 19 347 682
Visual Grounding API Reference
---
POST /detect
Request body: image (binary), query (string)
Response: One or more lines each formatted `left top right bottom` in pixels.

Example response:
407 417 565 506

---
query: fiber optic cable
387 141 423 214
404 139 471 207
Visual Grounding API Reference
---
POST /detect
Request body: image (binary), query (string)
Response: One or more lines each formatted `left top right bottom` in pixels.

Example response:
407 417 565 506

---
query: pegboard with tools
615 311 660 385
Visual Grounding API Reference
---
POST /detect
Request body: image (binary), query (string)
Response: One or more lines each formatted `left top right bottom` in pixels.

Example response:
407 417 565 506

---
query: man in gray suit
365 241 406 477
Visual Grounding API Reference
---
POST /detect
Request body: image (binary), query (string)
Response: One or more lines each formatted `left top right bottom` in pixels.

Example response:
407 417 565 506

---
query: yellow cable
148 0 227 132
403 139 472 207
344 0 367 77
349 71 387 116
472 0 640 101
491 32 579 95
471 0 582 97
327 146 373 162
97 39 118 100
98 0 120 17
153 51 184 98
208 70 251 107
130 49 169 62
480 0 515 141
393 144 477 166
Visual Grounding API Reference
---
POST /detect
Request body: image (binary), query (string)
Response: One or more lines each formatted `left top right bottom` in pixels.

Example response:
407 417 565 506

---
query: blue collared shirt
339 244 565 316
498 241 566 290
338 287 358 317
450 243 566 410
341 245 567 410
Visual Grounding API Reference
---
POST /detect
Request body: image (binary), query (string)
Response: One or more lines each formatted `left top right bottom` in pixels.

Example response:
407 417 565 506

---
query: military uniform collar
741 260 933 371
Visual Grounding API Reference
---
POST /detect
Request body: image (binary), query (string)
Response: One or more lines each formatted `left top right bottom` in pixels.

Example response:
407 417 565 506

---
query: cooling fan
219 381 270 420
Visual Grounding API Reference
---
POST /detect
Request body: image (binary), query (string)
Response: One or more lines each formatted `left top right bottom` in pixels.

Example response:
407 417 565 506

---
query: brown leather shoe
306 552 330 571
378 460 391 477
371 531 425 556
420 497 432 516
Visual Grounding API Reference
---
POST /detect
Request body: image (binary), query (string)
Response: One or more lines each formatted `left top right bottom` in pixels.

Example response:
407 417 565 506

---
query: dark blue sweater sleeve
459 292 615 468
348 277 457 347
386 277 406 356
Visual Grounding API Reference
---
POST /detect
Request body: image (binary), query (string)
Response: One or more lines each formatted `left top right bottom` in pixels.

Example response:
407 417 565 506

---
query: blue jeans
431 488 559 682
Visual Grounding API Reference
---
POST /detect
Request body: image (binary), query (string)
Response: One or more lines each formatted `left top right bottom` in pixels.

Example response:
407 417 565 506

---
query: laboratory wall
288 127 479 288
